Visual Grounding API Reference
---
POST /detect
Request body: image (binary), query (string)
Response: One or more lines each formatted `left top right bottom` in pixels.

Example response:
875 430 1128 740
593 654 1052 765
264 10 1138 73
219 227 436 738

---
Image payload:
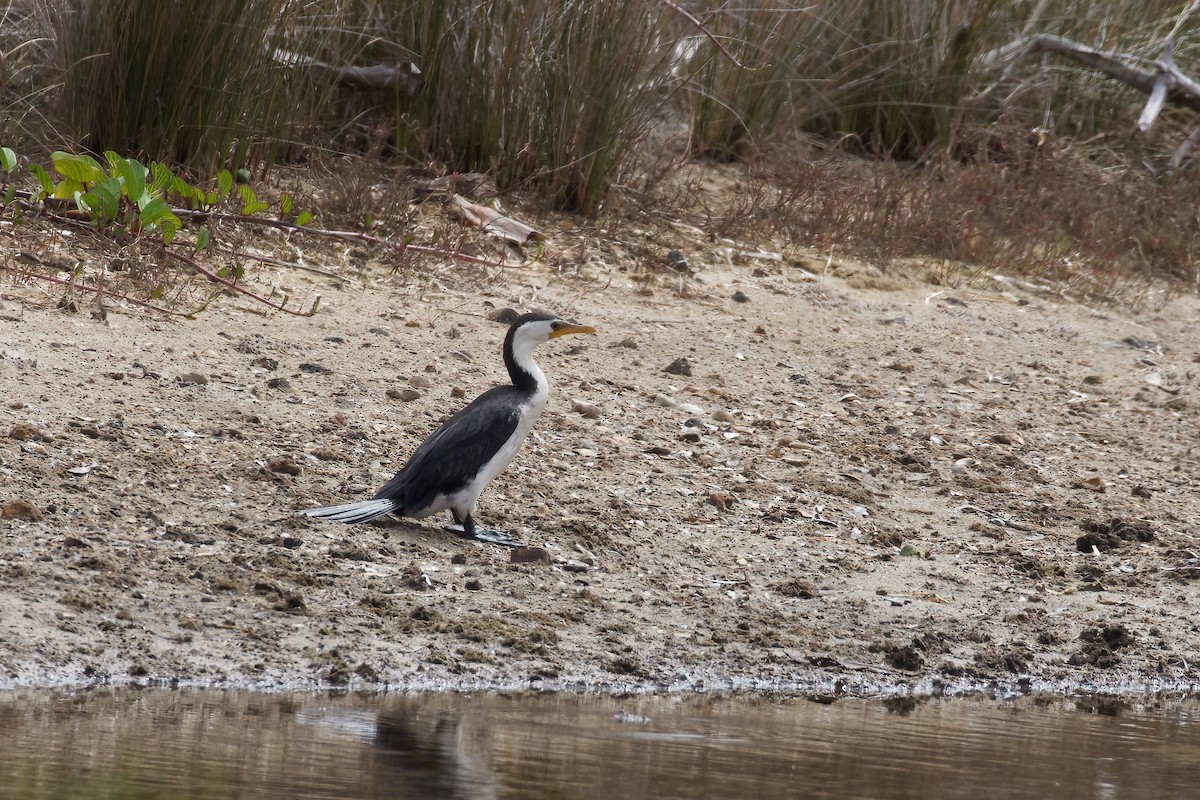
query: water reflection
1 689 1199 799
372 701 497 800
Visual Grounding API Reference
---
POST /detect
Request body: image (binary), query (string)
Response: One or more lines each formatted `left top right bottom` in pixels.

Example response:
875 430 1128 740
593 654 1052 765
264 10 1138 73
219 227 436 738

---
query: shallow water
1 689 1198 799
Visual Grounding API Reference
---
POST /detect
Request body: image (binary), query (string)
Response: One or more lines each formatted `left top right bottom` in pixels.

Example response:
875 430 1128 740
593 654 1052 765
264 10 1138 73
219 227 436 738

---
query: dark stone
267 457 301 476
664 357 692 377
510 547 550 564
1076 518 1155 552
299 362 332 374
774 579 818 599
885 644 924 671
489 307 520 325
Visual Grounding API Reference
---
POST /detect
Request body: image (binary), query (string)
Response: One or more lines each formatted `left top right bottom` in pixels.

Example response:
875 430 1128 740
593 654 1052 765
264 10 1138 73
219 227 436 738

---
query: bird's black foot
445 525 523 547
447 512 523 547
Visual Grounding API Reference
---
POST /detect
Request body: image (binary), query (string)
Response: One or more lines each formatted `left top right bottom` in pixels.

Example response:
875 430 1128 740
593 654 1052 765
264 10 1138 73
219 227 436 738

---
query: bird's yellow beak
549 323 597 339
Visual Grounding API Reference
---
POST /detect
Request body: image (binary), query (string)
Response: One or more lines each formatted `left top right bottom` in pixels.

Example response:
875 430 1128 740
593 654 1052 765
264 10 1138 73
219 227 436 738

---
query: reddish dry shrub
704 134 1200 302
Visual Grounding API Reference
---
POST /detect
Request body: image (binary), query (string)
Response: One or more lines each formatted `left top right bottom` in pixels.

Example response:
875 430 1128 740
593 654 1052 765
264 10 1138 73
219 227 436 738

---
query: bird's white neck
506 333 549 396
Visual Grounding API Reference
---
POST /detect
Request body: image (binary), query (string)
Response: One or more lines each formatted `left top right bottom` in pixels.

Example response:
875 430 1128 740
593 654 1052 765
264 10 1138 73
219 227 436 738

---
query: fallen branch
167 250 319 317
984 34 1200 127
4 268 201 317
170 208 513 267
2 179 513 316
273 49 423 95
447 194 544 244
657 0 746 69
210 246 351 285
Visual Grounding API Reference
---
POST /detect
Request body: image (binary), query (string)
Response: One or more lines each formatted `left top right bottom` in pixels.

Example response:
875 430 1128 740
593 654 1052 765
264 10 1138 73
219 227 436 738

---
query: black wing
372 386 524 513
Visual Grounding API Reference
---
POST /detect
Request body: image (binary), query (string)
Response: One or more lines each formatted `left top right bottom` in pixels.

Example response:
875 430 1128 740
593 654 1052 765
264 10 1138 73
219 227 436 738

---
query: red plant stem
171 209 508 267
3 268 191 317
658 0 745 69
168 250 318 316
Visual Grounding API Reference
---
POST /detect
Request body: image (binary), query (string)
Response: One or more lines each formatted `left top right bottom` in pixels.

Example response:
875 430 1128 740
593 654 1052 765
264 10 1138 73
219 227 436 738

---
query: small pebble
1123 336 1164 353
267 457 301 476
8 423 41 441
707 492 731 511
654 393 676 407
732 290 750 303
309 447 345 462
570 399 601 419
664 358 692 377
510 547 550 564
665 250 689 272
387 388 422 401
489 307 520 325
298 363 331 375
2 499 44 522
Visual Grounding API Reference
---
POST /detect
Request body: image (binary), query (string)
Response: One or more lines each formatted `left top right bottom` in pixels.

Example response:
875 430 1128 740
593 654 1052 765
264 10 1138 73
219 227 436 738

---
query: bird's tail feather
298 498 398 524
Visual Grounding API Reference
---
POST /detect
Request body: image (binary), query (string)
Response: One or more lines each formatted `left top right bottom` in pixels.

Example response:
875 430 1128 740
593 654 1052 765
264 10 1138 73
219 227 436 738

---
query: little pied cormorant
299 311 596 544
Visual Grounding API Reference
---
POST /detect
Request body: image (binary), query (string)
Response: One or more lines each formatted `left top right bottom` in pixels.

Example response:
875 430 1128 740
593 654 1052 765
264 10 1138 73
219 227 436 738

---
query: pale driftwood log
447 194 544 245
273 49 423 96
983 34 1200 127
1170 124 1200 171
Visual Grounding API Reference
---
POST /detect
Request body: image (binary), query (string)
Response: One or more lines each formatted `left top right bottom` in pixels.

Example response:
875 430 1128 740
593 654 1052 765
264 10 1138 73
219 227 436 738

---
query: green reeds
53 0 307 171
387 0 671 214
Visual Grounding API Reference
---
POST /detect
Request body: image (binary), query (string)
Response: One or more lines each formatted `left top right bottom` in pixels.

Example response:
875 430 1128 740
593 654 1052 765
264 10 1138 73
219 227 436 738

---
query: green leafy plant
0 146 327 315
43 150 182 242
